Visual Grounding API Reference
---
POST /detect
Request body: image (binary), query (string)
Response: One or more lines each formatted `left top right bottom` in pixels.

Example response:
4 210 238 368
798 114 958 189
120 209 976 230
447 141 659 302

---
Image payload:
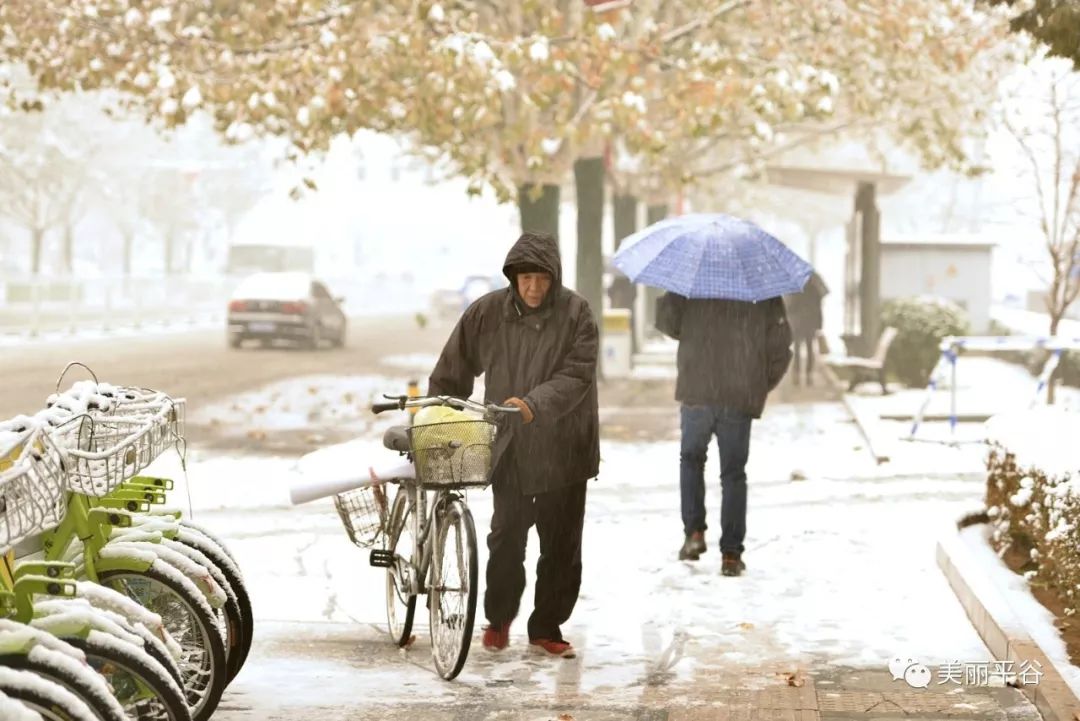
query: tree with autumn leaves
1 0 1015 311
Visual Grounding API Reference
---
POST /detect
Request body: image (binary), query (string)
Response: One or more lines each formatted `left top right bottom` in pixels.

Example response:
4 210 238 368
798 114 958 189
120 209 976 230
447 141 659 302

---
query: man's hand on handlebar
503 397 533 424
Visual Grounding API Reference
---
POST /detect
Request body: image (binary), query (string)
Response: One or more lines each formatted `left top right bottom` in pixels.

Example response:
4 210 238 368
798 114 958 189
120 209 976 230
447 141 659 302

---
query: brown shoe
482 622 510 651
721 552 746 577
529 638 576 658
678 531 706 561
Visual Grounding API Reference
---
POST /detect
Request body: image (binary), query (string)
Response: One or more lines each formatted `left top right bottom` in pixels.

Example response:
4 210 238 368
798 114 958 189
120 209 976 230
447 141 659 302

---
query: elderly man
427 231 599 658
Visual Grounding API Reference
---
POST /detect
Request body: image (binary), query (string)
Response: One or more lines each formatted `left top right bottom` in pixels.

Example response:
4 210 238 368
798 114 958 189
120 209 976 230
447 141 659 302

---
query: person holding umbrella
613 214 809 576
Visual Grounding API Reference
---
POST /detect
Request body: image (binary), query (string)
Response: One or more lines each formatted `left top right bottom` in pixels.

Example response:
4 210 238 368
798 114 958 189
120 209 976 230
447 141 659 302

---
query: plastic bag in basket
411 406 490 485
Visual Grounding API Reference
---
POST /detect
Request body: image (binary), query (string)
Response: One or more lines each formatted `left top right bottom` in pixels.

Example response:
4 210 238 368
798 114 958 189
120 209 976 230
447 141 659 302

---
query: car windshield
232 272 311 300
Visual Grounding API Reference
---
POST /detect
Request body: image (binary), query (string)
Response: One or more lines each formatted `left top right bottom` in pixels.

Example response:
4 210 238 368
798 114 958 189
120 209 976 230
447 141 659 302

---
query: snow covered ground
138 372 1017 716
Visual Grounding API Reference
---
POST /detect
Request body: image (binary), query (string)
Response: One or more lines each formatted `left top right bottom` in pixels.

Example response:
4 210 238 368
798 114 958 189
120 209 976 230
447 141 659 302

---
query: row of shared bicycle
0 363 250 721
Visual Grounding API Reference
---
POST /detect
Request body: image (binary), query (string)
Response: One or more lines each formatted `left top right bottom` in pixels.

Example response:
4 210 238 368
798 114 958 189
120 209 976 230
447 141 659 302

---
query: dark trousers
484 480 588 641
679 404 752 554
791 335 815 383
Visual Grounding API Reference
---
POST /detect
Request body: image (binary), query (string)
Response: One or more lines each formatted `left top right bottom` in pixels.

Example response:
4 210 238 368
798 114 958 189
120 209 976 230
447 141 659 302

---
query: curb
819 364 893 464
936 525 1080 721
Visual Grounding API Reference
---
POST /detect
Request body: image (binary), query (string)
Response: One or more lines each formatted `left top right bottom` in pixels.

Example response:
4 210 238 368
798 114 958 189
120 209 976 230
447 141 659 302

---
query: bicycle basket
0 430 67 552
333 485 390 548
408 420 496 489
49 411 164 497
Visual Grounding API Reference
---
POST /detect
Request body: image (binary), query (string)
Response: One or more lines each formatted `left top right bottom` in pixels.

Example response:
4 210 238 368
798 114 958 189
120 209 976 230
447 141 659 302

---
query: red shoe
529 638 576 658
482 623 510 651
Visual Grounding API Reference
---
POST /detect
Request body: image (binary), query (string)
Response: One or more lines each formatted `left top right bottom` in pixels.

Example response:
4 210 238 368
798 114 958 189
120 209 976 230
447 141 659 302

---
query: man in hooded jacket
427 231 599 659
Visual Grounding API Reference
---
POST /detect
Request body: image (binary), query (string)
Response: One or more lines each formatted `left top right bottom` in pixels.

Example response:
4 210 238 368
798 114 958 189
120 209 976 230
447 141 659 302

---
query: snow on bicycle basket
49 402 178 497
42 370 186 497
0 425 66 551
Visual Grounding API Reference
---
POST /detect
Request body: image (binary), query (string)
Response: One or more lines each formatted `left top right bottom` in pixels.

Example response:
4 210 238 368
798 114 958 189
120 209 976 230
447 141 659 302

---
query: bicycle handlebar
370 395 521 415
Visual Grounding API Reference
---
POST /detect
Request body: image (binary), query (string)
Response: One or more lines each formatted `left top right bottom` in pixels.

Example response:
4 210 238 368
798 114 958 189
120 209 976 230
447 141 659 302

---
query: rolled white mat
288 460 416 505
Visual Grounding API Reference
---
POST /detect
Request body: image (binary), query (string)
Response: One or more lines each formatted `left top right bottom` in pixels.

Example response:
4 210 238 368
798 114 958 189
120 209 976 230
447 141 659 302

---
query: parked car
429 274 505 320
227 272 347 349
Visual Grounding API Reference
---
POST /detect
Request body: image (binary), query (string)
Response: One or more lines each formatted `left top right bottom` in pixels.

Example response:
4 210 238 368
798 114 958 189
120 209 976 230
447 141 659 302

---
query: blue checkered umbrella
612 213 813 301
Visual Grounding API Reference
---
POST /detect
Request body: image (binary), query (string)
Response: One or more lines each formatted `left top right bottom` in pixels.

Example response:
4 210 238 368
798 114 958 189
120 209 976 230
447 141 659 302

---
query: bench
820 326 899 394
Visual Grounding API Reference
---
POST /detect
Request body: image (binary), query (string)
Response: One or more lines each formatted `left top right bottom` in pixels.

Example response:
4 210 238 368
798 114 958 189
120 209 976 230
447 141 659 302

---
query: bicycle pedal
369 549 394 568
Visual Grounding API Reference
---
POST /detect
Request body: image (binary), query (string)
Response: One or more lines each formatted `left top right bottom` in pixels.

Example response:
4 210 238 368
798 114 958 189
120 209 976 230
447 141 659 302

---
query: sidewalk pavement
199 358 1044 721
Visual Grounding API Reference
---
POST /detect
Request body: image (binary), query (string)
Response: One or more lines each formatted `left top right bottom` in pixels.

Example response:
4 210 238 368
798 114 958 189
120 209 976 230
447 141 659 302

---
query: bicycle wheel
173 526 253 675
161 537 246 683
0 667 97 721
428 498 478 681
385 487 417 647
65 632 192 721
0 649 126 721
98 565 226 721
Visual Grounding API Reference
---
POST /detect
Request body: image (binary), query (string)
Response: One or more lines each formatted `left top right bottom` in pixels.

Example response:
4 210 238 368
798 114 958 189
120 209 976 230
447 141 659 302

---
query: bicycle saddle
383 425 411 453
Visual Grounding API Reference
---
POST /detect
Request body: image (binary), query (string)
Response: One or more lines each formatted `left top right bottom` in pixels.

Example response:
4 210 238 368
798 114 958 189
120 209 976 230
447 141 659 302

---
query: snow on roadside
379 353 440 373
189 373 412 432
960 523 1080 697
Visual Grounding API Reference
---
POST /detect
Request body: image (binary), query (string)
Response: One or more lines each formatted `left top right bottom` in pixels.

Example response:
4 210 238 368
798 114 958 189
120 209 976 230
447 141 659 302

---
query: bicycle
12 369 231 721
0 423 191 721
335 395 517 681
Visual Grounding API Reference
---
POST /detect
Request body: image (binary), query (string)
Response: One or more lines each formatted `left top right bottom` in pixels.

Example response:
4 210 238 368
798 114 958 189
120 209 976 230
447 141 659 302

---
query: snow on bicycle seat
383 425 411 453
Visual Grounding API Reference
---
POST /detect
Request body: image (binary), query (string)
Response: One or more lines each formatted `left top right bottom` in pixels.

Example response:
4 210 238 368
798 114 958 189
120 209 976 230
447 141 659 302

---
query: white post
909 345 948 439
1032 349 1063 407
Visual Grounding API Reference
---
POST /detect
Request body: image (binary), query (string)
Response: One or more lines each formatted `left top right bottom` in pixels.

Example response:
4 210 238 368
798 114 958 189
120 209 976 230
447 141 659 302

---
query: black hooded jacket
427 233 600 495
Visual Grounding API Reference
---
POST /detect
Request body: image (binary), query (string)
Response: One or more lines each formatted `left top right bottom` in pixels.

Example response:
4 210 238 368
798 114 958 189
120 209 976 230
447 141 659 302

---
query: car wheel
228 334 242 349
333 321 347 348
307 324 322 350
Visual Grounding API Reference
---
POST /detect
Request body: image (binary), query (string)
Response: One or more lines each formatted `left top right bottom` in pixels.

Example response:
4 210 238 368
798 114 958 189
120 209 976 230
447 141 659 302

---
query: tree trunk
517 183 560 238
1048 313 1062 404
574 157 604 324
612 194 639 350
613 194 637 248
31 227 45 275
643 204 669 336
62 223 75 275
855 181 881 352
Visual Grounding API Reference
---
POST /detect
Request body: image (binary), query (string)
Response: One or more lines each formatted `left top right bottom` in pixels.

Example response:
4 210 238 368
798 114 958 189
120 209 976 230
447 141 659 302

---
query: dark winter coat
655 293 792 418
783 271 829 340
427 233 600 495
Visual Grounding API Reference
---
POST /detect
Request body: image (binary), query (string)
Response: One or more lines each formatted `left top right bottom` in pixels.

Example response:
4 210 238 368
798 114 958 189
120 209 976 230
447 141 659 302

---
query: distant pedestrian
655 292 792 576
783 270 828 386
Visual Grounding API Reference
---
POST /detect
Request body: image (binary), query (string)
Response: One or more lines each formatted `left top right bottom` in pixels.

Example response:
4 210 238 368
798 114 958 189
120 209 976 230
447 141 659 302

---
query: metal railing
0 275 227 339
0 273 430 340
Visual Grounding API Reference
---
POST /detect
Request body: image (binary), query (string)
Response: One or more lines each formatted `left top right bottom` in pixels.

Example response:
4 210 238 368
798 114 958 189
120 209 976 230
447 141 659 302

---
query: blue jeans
680 404 753 554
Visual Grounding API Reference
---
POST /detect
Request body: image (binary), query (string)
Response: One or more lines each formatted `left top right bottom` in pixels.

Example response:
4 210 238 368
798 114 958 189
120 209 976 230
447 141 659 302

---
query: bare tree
0 110 93 274
1002 60 1080 338
1001 58 1080 402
